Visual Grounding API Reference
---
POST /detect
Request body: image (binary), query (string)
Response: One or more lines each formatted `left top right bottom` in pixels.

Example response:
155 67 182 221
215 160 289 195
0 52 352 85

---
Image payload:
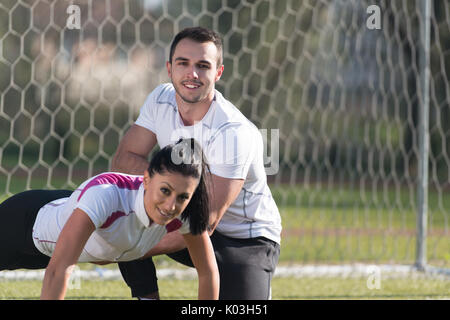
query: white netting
0 0 449 268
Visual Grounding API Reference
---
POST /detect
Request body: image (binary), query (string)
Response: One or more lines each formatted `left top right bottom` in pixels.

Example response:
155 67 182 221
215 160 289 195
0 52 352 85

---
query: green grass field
271 185 450 267
1 180 449 266
0 276 449 300
0 179 449 299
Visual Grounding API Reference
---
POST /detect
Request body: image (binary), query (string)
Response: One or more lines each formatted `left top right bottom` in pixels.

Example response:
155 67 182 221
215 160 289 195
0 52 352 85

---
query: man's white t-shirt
32 172 190 262
135 83 282 244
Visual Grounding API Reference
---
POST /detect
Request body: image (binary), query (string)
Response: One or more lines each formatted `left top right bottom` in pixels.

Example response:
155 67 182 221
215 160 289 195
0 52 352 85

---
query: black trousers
0 190 73 270
119 231 280 300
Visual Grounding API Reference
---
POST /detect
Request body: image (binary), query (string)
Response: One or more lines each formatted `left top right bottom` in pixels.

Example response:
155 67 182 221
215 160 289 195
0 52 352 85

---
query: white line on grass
1 264 449 281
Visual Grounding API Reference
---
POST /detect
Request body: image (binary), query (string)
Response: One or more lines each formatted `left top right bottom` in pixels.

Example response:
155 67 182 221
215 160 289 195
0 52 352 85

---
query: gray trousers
119 231 280 300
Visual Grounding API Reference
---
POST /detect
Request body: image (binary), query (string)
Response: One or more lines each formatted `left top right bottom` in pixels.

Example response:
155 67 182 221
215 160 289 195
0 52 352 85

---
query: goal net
0 0 449 271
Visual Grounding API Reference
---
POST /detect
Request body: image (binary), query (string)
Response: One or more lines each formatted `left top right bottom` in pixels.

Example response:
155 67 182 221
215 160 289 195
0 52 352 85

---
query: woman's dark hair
169 26 223 66
147 138 210 235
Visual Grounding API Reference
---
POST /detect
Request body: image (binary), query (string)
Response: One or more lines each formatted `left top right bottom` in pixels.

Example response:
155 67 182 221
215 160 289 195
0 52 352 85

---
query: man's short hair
169 27 223 67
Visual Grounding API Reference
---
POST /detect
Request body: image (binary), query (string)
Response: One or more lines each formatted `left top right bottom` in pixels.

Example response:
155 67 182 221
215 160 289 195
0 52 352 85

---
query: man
112 27 281 300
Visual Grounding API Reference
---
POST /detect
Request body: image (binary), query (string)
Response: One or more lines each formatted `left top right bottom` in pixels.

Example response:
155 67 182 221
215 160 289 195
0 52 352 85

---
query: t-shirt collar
175 91 217 129
135 184 151 228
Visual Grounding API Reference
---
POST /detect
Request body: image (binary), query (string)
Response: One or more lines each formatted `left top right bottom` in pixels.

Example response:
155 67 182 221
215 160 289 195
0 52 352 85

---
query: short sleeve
165 218 190 235
75 186 118 229
178 219 191 235
206 124 257 179
135 87 159 133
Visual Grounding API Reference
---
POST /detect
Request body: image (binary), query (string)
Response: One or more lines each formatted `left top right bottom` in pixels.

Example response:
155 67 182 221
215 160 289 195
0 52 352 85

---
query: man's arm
207 174 244 235
111 124 157 174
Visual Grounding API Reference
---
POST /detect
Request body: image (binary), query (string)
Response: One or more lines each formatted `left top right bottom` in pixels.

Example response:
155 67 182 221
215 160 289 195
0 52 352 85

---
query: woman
0 138 218 300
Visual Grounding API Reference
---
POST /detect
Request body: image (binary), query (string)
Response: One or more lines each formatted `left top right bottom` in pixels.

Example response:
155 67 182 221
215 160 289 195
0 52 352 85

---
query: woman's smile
157 206 176 219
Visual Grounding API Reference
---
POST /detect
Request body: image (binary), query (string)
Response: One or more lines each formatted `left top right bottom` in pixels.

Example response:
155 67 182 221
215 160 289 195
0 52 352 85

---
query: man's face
167 38 224 105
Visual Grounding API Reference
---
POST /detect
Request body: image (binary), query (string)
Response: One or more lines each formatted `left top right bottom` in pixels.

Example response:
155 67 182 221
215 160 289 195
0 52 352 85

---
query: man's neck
175 93 214 126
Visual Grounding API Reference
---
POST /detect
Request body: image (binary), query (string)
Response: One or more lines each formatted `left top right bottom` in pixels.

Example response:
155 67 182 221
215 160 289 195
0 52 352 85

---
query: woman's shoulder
76 172 143 201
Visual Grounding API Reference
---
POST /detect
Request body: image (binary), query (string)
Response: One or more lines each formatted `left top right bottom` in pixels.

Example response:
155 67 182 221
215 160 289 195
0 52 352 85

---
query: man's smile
182 81 202 90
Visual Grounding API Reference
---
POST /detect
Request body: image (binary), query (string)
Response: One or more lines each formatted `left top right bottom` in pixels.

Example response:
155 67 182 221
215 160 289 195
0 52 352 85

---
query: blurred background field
0 180 449 300
1 0 450 299
2 182 449 267
1 276 449 300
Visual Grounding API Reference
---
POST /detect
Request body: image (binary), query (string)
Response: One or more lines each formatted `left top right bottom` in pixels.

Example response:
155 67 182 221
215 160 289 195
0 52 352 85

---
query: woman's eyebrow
162 181 191 197
161 181 174 190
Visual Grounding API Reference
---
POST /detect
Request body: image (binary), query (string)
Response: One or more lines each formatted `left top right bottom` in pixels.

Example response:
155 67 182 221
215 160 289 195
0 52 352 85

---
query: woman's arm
183 232 219 300
40 208 95 299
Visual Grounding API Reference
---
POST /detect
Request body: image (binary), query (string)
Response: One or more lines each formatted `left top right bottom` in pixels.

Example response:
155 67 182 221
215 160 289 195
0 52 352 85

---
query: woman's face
142 169 199 226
